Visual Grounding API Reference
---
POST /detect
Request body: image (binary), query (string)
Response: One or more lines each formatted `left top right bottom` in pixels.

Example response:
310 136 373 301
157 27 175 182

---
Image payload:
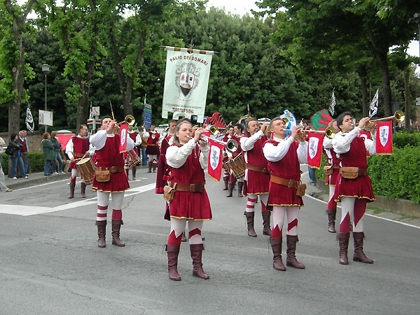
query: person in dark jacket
9 133 27 180
41 132 55 176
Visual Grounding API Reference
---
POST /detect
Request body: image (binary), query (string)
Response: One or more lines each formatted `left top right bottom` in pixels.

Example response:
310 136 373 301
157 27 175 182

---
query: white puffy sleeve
166 139 196 169
90 130 107 150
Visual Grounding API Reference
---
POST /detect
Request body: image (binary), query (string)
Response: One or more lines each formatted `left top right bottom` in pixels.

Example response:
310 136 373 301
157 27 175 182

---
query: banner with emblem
311 109 332 131
162 47 214 123
307 132 324 168
119 122 128 153
207 138 225 181
375 120 393 155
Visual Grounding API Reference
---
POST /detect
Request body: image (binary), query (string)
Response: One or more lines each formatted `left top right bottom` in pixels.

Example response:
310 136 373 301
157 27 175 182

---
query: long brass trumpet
113 115 136 133
363 110 404 131
300 127 336 139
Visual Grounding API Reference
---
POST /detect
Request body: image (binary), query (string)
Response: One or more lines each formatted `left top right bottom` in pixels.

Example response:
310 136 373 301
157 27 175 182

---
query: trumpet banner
207 138 225 182
119 123 128 153
162 47 213 123
375 120 393 155
307 132 324 168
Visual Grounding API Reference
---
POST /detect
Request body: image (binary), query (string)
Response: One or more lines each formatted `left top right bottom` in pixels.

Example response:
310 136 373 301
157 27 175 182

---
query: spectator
41 132 55 176
0 137 12 192
51 131 65 174
19 130 29 176
9 133 27 180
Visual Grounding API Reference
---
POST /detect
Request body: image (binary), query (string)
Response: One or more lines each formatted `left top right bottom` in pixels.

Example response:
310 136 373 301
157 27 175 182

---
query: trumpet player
322 119 340 233
144 125 160 173
241 119 271 237
332 112 376 265
90 116 135 248
263 118 308 271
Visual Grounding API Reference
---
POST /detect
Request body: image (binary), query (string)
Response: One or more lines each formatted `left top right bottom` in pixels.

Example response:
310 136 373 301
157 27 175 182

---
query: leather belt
172 183 205 193
245 163 269 174
97 166 125 173
270 175 299 189
148 144 157 146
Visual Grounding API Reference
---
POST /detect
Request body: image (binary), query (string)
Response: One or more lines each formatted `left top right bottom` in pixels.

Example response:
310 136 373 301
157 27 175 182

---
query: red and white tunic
240 130 269 194
323 136 340 186
332 127 376 201
66 136 90 169
166 140 212 221
264 136 308 207
155 134 173 194
144 131 160 155
90 130 134 192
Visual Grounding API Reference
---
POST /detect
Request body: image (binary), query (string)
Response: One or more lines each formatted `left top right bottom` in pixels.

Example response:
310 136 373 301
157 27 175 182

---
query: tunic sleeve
166 139 196 168
65 138 74 160
263 137 294 162
90 130 107 150
199 144 209 170
332 128 359 154
297 141 308 164
241 130 264 152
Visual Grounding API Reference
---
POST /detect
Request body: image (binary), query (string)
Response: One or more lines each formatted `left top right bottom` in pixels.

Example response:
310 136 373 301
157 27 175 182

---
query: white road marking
0 183 155 216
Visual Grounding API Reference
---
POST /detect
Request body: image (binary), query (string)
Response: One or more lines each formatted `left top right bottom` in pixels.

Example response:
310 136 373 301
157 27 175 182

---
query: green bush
0 152 45 175
393 131 420 148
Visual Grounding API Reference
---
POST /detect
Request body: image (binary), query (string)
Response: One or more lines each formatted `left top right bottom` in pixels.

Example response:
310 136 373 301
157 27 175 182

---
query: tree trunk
358 66 368 117
404 69 411 131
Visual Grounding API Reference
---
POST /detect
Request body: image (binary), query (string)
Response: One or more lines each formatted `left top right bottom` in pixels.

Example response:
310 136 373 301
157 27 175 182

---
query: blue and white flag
25 105 34 132
329 91 336 117
369 89 379 118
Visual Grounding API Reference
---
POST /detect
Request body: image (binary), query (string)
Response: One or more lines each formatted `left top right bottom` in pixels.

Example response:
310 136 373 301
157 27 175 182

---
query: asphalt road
0 169 419 315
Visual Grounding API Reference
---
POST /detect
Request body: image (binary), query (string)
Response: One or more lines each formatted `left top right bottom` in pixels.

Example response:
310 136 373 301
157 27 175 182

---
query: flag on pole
307 132 324 168
369 89 379 118
311 109 332 131
329 91 336 117
207 138 224 181
375 120 393 155
25 105 35 132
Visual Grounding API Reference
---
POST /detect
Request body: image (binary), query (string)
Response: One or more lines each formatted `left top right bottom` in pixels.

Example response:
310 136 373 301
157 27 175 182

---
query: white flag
25 106 34 132
329 91 336 116
369 89 379 118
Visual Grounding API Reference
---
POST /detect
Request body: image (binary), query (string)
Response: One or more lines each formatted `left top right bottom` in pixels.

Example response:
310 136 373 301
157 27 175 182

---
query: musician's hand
290 126 301 140
260 122 269 133
194 127 203 143
358 117 370 129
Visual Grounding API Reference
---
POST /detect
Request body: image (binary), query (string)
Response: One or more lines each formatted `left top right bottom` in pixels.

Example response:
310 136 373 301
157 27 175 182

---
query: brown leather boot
326 210 336 233
222 176 229 190
96 221 107 248
81 182 86 198
68 182 75 199
353 232 373 264
238 181 243 197
226 183 234 197
286 235 305 269
132 167 136 180
337 232 350 265
262 211 271 236
111 220 125 247
270 237 286 271
147 162 152 173
190 244 209 279
244 211 257 237
166 245 181 281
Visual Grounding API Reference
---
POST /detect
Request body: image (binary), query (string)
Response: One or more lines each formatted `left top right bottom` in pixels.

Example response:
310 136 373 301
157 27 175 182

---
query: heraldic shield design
210 145 221 170
309 137 319 159
379 125 390 147
175 63 200 97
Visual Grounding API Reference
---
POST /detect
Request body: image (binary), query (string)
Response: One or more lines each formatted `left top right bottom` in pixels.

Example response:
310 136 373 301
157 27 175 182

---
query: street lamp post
42 64 50 132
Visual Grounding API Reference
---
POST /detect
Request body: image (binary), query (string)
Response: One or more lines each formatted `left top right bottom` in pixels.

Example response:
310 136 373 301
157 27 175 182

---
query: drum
76 157 95 185
125 149 141 168
227 152 245 179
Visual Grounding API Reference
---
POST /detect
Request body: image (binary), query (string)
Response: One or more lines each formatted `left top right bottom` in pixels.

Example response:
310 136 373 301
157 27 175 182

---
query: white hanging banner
161 47 214 123
39 110 53 126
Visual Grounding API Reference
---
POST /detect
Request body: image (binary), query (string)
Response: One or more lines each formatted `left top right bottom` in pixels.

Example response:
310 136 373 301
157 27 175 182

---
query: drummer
125 124 142 180
224 124 244 198
90 115 135 248
66 124 90 198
